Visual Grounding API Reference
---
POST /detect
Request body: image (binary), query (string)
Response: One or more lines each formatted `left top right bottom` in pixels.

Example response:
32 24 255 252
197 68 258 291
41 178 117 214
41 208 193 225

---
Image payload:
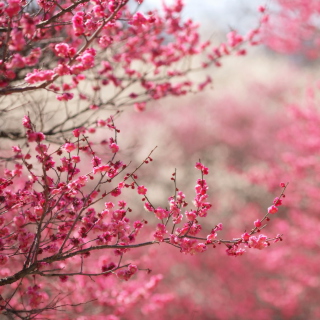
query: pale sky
139 0 265 33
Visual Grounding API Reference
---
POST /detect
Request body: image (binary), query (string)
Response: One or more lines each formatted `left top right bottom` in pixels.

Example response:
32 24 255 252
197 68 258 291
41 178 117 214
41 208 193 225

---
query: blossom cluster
0 0 267 111
0 112 286 316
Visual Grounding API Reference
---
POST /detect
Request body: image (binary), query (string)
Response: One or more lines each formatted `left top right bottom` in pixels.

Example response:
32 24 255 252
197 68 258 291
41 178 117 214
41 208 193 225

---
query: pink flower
268 205 278 214
254 219 262 228
93 165 111 174
206 233 216 242
14 215 25 227
71 155 81 163
226 245 245 256
195 162 209 174
110 143 119 153
130 12 148 26
105 202 114 209
99 35 113 48
173 214 183 224
27 131 46 142
12 145 21 153
22 115 32 129
5 0 20 17
72 12 85 36
34 206 43 217
91 156 101 167
137 185 147 195
273 197 282 206
248 235 268 250
25 69 54 84
195 243 207 253
185 210 197 221
90 190 99 199
62 143 76 153
56 93 74 101
54 64 71 76
144 202 154 212
154 207 168 219
241 232 250 242
54 43 70 57
134 102 146 112
72 127 86 138
101 262 116 277
97 119 107 127
111 187 121 197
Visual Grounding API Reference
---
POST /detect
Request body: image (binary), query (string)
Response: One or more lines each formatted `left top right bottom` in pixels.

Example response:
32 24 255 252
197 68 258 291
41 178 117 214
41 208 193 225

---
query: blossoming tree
0 0 286 318
133 65 320 318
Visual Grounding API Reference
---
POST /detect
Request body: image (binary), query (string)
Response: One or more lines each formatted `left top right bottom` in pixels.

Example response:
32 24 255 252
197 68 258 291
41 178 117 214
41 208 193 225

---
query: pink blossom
22 115 32 129
241 232 250 242
91 156 101 167
12 145 21 153
54 64 71 76
137 185 147 195
34 206 43 217
226 245 245 256
99 36 113 48
14 215 25 227
273 197 282 206
206 233 217 242
105 202 114 209
9 29 25 51
101 262 116 276
185 210 197 221
72 127 86 138
56 93 74 101
72 12 85 36
71 155 81 163
8 53 25 69
130 12 148 26
173 214 183 224
116 264 137 281
254 219 262 228
90 190 99 199
5 0 20 17
248 234 268 250
134 102 146 112
227 31 243 47
268 205 278 214
195 162 209 174
27 131 46 142
93 165 111 174
110 143 119 153
46 244 59 254
97 119 107 127
153 223 168 241
54 43 70 57
25 69 54 84
111 187 121 197
215 223 223 231
154 207 168 219
35 144 48 154
62 143 76 153
195 243 207 253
